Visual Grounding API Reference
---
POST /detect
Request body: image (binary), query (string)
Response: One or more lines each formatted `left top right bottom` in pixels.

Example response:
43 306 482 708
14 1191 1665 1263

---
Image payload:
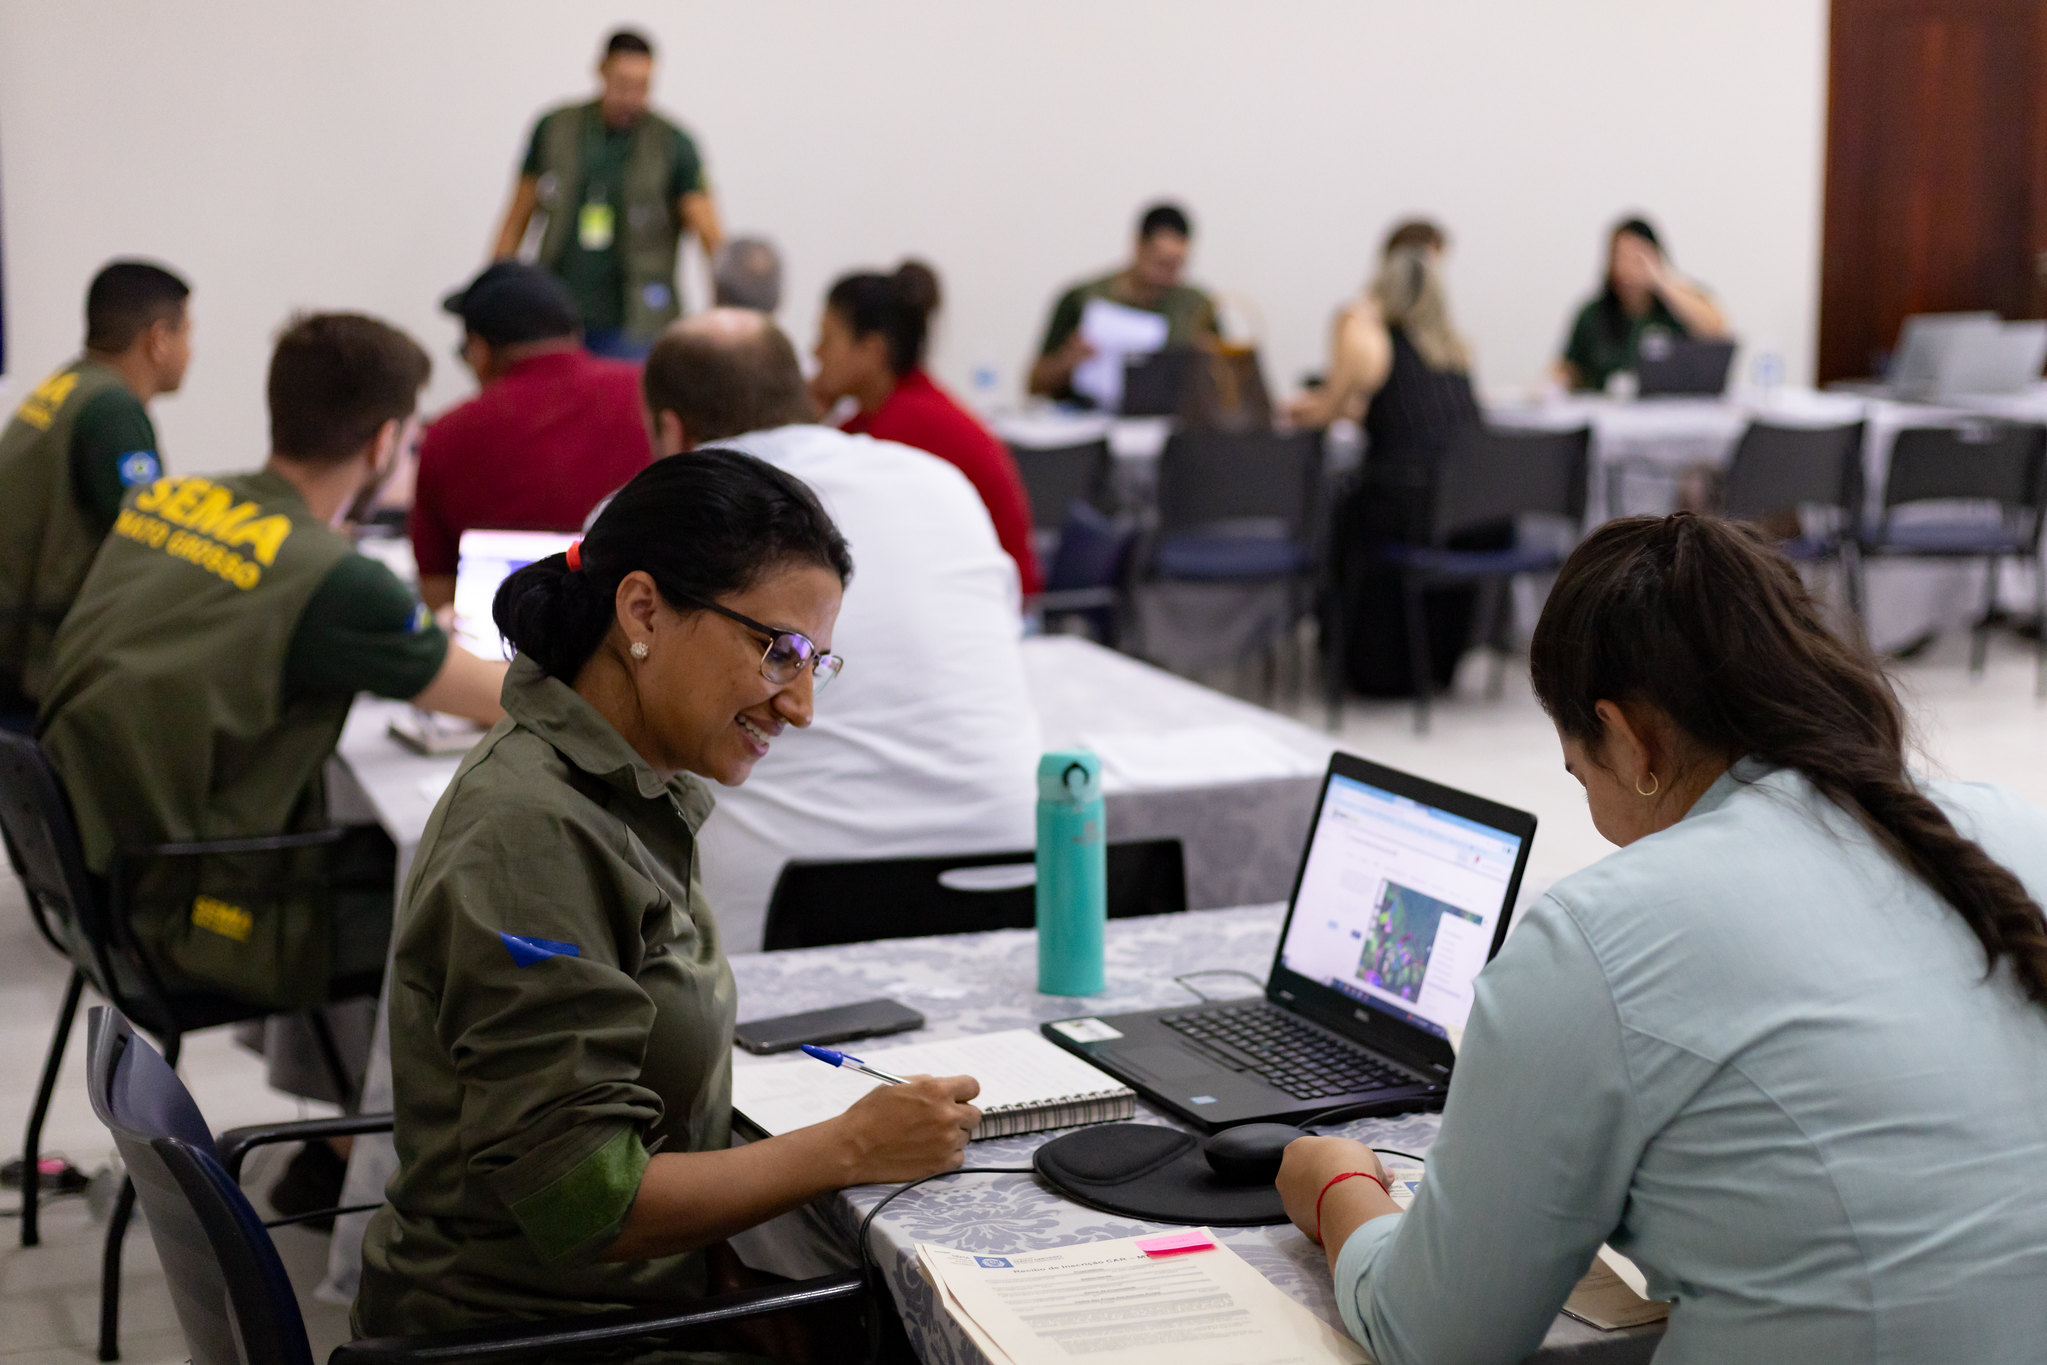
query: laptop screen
1276 771 1527 1041
452 530 578 661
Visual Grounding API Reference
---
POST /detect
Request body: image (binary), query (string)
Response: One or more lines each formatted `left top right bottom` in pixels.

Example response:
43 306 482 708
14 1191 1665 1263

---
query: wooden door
1819 0 2047 383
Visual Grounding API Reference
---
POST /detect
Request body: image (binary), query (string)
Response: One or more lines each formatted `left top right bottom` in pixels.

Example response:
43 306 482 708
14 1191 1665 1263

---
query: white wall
0 0 1828 473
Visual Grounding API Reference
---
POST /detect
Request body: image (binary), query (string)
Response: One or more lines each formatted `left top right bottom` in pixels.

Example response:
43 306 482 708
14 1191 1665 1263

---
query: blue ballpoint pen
800 1043 910 1085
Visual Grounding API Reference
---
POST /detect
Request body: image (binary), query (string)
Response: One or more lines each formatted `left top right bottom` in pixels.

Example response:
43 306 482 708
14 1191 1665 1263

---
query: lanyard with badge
577 119 617 252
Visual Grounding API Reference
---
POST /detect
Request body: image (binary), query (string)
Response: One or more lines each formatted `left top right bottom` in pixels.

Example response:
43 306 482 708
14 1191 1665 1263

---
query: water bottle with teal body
1036 750 1107 995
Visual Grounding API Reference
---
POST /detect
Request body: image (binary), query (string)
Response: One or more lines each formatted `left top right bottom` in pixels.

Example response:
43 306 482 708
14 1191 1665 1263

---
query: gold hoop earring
1636 772 1660 798
629 641 649 661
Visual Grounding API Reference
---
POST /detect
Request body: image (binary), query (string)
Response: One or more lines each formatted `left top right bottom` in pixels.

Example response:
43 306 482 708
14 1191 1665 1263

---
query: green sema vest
38 469 358 1007
533 101 684 342
0 357 134 708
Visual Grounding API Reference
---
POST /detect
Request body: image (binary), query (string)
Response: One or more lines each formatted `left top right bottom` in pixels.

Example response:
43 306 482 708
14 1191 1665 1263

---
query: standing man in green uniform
38 312 508 1020
490 28 725 361
0 260 192 722
1028 201 1220 403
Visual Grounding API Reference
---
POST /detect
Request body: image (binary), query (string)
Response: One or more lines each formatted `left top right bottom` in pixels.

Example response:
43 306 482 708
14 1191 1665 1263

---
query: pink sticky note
1135 1230 1218 1257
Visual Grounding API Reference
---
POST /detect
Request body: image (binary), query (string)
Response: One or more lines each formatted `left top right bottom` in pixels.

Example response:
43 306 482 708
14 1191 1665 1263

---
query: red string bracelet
565 540 583 571
1314 1170 1391 1245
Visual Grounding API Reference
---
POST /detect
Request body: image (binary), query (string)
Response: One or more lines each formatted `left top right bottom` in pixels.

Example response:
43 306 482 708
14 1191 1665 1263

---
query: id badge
578 200 616 250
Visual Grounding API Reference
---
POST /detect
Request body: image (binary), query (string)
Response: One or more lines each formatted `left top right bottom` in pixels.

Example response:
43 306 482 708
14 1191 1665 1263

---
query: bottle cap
1037 750 1101 805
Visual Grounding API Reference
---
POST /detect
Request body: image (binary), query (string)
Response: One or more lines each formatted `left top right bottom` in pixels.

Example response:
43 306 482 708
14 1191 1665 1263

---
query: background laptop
1119 346 1200 416
1635 334 1736 397
452 528 577 661
1043 753 1535 1132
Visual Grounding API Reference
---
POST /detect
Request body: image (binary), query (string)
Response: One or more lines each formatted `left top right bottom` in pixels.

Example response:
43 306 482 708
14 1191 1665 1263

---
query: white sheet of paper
917 1231 1367 1365
1070 297 1169 411
1081 723 1319 793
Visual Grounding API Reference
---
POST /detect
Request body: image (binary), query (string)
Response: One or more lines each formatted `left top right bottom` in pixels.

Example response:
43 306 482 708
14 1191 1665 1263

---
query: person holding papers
1028 201 1219 404
355 451 981 1340
1278 513 2047 1364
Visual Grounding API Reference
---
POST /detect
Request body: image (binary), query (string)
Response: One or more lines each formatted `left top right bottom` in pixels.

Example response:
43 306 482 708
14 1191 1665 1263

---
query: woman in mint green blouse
1280 513 2047 1364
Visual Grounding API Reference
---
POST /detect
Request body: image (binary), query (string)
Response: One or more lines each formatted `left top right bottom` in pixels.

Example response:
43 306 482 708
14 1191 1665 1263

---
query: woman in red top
812 261 1043 594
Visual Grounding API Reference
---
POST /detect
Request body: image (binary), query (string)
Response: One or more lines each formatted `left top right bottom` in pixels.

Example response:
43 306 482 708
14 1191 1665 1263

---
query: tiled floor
5 631 2045 1361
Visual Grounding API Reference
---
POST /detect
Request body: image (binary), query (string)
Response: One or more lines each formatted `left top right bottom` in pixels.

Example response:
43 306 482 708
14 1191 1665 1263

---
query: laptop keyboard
1160 1003 1414 1101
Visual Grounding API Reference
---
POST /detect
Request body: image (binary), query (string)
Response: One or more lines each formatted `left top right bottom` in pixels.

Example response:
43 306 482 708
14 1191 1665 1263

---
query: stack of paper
918 1229 1367 1364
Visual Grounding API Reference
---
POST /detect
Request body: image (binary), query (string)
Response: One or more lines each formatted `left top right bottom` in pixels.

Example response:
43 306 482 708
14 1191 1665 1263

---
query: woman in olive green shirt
356 450 981 1339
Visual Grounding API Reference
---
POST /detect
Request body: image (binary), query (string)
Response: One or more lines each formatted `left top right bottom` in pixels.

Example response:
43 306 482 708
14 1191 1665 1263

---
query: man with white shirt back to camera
640 308 1042 950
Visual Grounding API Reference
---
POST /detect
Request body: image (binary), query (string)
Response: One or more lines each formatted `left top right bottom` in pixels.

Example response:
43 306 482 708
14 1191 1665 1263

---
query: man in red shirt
409 263 653 609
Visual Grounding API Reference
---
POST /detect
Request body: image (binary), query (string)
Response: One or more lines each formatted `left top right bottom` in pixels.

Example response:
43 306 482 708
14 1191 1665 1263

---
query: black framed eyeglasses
686 598 844 692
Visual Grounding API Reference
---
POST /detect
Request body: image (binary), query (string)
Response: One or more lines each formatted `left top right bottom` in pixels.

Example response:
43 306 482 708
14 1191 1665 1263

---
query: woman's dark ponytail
493 447 852 682
826 259 942 377
1530 513 2047 1010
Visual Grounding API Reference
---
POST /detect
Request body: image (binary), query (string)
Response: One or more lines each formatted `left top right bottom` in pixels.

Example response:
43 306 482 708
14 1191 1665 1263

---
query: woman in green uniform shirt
355 450 983 1339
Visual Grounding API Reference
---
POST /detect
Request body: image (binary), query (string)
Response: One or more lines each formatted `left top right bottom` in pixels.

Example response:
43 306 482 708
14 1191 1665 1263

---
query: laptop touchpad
1119 1045 1220 1082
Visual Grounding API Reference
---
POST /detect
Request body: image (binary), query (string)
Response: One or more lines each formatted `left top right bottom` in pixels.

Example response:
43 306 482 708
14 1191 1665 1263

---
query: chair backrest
1155 429 1323 540
0 730 123 997
1428 425 1590 544
763 838 1187 951
1881 421 2047 517
1010 440 1113 531
1042 501 1139 593
85 1007 316 1365
1722 420 1867 520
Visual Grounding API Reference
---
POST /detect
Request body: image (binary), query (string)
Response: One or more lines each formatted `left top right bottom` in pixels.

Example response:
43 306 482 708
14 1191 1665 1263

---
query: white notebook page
731 1028 1131 1137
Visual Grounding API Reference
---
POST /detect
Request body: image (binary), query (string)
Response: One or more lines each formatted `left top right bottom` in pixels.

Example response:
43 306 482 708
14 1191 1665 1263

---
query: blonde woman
1303 220 1498 698
1287 219 1477 451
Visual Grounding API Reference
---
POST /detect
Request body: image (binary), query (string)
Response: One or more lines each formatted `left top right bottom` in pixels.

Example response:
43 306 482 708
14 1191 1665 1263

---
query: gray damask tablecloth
728 905 1662 1365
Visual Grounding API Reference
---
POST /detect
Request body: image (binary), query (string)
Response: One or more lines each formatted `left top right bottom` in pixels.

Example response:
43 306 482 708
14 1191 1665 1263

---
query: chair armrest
218 1112 394 1183
1032 587 1121 613
328 1271 867 1365
121 826 351 862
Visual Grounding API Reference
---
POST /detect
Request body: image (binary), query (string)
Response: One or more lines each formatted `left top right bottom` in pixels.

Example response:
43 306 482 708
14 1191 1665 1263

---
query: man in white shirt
641 309 1042 949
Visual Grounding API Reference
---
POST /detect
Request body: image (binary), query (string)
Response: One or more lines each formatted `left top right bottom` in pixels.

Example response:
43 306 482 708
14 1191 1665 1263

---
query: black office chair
763 838 1187 951
84 1005 868 1365
1721 419 1868 616
0 730 363 1360
1366 425 1591 734
1011 439 1114 531
1029 501 1142 645
1144 429 1324 683
1860 421 2047 688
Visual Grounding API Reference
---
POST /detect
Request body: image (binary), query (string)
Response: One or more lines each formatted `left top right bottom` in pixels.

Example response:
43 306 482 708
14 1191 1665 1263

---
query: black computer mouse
1202 1122 1310 1185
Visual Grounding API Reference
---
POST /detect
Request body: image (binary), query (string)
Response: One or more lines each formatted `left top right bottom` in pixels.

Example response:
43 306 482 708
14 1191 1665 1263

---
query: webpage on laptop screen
1279 774 1522 1039
453 530 578 660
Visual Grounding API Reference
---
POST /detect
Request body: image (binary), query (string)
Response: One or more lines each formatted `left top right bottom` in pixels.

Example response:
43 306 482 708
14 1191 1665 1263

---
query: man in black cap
409 261 656 610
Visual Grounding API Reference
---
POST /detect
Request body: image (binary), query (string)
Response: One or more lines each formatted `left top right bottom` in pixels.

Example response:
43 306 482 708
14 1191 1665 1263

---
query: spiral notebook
730 1028 1136 1140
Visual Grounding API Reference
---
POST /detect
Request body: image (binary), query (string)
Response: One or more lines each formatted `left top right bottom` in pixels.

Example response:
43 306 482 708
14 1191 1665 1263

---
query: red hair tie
565 540 583 571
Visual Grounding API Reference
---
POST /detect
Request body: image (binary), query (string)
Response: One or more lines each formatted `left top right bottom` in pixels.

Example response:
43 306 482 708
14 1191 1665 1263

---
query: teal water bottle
1036 750 1107 996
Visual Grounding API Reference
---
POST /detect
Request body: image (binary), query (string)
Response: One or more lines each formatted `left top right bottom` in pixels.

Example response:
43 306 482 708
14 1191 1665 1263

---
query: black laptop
1635 334 1736 397
1042 753 1536 1132
1119 347 1200 416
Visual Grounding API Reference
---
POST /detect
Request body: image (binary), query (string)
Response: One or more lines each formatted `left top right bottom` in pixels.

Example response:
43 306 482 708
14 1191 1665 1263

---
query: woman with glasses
355 449 982 1344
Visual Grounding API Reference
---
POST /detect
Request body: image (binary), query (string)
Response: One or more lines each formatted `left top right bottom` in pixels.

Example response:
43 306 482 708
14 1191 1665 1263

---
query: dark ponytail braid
1530 513 2047 1009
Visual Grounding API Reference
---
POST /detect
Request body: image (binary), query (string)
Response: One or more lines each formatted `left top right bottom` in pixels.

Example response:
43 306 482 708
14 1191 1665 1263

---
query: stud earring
630 641 649 660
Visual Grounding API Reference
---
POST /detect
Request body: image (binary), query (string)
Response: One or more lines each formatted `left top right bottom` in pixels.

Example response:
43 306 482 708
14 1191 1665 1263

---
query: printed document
1070 298 1169 411
917 1230 1367 1364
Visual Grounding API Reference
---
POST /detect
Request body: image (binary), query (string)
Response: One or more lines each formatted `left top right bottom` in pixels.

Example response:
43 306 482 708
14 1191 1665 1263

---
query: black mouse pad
1033 1123 1288 1226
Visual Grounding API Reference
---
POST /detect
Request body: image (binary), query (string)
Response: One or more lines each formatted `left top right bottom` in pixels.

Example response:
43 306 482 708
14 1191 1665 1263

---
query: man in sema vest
489 27 724 360
37 313 508 1019
0 260 192 723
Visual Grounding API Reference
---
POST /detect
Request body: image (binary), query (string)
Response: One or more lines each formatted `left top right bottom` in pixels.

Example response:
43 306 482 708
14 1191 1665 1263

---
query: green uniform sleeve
669 127 706 200
420 791 668 1263
1562 300 1603 389
520 112 550 177
282 555 449 705
1039 286 1086 357
68 388 160 533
